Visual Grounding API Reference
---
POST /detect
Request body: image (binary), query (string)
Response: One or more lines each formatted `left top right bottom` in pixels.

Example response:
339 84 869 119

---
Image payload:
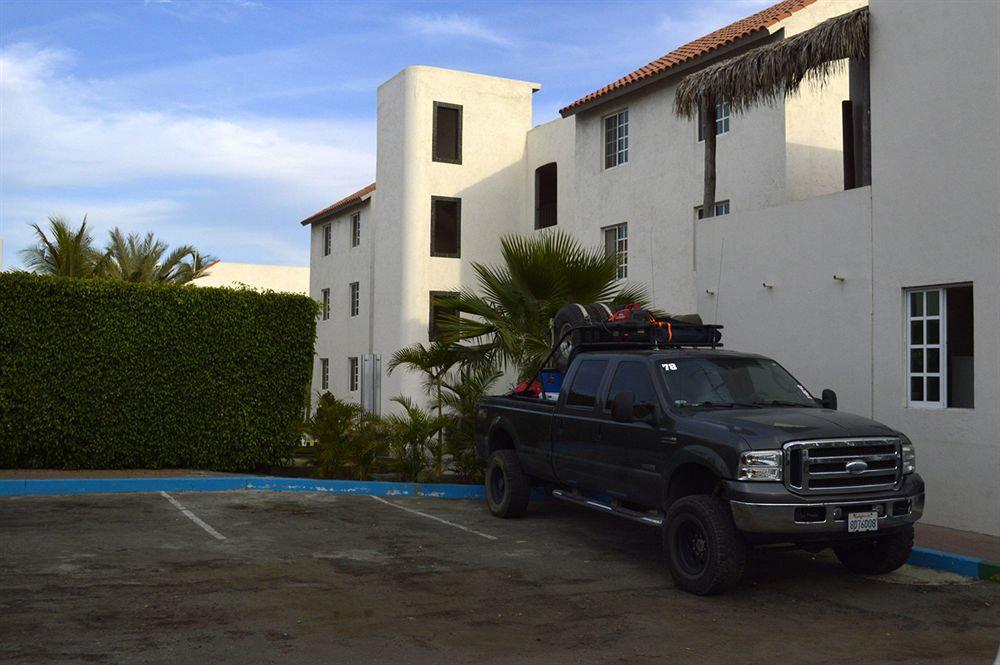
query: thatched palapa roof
674 6 869 118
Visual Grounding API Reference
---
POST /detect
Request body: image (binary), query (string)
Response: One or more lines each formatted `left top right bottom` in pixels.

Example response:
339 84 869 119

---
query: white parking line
369 495 497 541
160 491 227 541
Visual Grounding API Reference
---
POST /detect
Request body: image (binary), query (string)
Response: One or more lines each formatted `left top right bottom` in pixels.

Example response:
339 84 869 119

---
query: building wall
192 261 309 294
868 0 1000 535
309 202 374 402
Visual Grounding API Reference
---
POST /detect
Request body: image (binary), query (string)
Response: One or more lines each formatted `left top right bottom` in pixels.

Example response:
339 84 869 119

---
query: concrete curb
1 477 994 581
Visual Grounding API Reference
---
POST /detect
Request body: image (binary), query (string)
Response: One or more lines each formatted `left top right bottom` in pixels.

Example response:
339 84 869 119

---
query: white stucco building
300 0 998 536
190 261 309 294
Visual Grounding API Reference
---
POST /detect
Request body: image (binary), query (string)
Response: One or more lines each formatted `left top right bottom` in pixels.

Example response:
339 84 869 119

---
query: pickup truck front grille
784 438 902 495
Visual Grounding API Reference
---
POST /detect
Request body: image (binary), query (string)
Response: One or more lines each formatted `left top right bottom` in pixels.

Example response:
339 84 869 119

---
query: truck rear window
566 360 607 408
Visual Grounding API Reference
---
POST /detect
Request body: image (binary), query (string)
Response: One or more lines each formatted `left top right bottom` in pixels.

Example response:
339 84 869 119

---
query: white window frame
323 223 332 256
320 358 329 391
351 212 361 248
348 356 359 392
603 109 629 170
349 282 360 317
696 200 731 219
905 287 947 409
698 102 731 142
321 288 331 320
603 223 628 280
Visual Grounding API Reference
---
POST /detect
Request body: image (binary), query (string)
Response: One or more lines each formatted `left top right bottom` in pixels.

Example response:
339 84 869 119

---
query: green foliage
440 230 650 379
442 365 502 482
20 216 102 278
311 393 386 480
0 272 318 470
383 396 447 483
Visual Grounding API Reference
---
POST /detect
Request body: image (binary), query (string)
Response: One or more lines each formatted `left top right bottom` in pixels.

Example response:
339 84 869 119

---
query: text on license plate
848 511 879 533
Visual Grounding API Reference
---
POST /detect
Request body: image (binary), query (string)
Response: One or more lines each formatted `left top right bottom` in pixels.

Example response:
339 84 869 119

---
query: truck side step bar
551 489 663 527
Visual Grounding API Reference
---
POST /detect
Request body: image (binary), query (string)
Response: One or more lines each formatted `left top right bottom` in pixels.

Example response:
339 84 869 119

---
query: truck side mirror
612 391 635 422
821 389 838 410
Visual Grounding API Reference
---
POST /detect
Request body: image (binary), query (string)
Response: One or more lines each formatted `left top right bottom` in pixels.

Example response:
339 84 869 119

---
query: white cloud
403 14 514 47
0 43 374 201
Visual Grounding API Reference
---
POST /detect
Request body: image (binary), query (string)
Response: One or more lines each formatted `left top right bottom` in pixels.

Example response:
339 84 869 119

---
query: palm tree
387 341 468 478
439 230 651 379
96 228 211 285
310 393 385 480
20 216 101 277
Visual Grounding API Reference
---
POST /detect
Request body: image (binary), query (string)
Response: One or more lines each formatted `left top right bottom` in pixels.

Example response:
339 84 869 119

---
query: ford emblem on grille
846 460 868 475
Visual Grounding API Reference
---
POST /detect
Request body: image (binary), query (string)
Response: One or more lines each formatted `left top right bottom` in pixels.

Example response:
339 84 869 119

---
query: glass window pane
909 349 924 374
926 319 940 344
910 320 923 345
926 290 940 316
927 348 940 373
910 376 924 401
910 291 923 317
926 376 940 402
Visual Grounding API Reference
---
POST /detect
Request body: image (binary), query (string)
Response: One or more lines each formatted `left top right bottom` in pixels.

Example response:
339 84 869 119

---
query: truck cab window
565 360 607 408
605 362 657 418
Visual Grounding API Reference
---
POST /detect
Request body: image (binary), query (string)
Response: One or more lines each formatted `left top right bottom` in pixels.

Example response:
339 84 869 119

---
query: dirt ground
1 491 997 664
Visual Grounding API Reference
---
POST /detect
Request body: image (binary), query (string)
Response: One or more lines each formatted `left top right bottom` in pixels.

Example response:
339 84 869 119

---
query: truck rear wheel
485 450 531 518
833 524 914 575
663 496 747 595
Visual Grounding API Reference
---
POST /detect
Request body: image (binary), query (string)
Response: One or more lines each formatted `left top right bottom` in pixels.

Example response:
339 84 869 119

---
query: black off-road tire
552 304 589 372
585 302 613 323
485 450 531 518
663 495 748 595
833 524 914 575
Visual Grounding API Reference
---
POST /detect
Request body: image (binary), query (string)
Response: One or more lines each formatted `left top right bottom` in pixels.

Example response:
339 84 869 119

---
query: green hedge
0 273 318 470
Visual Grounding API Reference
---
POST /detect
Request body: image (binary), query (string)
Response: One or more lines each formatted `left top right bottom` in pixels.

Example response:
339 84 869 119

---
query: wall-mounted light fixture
705 289 716 296
762 282 774 289
833 274 846 281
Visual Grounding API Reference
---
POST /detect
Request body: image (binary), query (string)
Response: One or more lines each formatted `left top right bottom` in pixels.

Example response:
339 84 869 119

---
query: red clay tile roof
559 0 817 116
299 182 376 226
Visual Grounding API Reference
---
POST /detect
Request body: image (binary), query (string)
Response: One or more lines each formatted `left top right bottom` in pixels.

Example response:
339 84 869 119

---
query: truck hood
690 408 898 450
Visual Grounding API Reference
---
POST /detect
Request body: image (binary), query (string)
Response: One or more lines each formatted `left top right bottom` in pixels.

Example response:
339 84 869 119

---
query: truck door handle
594 423 603 441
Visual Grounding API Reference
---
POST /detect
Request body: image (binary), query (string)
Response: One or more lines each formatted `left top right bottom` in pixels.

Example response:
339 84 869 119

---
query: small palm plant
311 393 385 480
441 364 503 481
20 216 102 277
383 396 448 483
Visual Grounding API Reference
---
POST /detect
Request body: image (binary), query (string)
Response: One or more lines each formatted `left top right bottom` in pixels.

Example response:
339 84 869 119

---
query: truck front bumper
726 474 924 539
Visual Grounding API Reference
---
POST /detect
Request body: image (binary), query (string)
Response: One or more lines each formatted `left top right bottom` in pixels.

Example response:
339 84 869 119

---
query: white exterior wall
867 0 999 536
309 202 374 402
191 261 309 294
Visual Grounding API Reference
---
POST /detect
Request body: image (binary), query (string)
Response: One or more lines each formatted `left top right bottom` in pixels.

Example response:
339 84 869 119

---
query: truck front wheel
663 496 747 595
485 450 531 518
833 524 914 575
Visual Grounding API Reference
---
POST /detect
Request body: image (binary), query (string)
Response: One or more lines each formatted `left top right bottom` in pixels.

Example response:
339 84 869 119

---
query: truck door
601 361 668 507
552 358 610 490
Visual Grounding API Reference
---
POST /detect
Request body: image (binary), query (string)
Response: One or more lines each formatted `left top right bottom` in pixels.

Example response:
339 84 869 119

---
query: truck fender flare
660 446 730 505
485 417 519 455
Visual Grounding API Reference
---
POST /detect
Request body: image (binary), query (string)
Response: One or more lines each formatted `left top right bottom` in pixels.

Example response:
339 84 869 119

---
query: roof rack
566 319 723 357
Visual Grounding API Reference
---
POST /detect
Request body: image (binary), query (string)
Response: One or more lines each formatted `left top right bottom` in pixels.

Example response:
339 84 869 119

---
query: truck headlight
901 442 916 474
738 450 783 481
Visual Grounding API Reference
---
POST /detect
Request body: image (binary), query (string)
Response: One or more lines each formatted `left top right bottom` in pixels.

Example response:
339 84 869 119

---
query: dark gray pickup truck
475 347 924 595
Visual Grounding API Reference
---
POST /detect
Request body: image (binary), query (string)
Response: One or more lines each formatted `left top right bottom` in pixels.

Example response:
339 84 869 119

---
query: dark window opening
947 285 974 408
534 162 557 229
431 197 461 258
433 102 462 164
429 291 459 341
349 356 359 392
323 224 332 256
566 360 607 409
605 362 657 419
843 56 871 190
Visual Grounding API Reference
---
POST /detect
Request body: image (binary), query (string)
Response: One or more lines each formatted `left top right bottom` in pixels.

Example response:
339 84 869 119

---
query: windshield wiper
684 401 762 409
752 400 814 408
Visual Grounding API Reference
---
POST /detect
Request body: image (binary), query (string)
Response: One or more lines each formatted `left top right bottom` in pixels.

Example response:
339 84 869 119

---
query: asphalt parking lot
1 491 997 664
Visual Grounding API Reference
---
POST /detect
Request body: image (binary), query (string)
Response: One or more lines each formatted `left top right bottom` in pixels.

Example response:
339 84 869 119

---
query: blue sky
1 0 767 269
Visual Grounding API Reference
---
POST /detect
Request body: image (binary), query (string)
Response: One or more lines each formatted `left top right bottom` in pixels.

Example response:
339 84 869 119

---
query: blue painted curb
0 476 486 499
907 546 983 579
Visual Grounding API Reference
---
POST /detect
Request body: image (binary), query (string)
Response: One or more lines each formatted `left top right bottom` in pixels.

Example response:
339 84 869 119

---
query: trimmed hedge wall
0 273 318 470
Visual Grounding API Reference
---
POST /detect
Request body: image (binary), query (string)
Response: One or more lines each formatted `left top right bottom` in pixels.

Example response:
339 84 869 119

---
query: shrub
384 396 447 483
0 272 317 470
311 393 386 480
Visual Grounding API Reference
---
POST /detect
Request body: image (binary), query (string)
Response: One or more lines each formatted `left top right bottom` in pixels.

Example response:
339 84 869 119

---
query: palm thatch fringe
674 6 869 118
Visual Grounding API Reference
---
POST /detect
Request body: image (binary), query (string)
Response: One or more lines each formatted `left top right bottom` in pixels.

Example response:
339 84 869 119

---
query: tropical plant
441 364 503 481
440 230 650 379
383 396 447 482
19 216 101 277
311 393 386 480
96 228 212 285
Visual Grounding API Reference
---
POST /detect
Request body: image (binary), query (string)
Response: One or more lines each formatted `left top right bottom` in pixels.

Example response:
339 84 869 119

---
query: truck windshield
660 357 817 408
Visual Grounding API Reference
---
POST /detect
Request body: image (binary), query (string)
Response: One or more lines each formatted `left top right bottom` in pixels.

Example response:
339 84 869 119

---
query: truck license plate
848 511 878 533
